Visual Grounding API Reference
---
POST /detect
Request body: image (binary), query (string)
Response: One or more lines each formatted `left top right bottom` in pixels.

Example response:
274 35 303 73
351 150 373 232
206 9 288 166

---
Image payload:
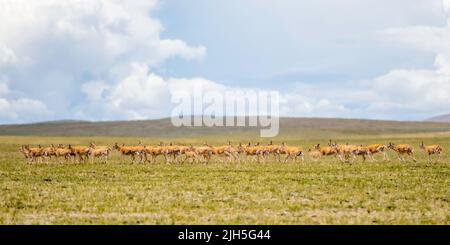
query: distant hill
426 114 450 123
1 117 450 139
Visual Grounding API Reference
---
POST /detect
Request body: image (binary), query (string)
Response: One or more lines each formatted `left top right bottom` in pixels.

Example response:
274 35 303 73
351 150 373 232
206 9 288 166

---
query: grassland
2 117 450 138
0 133 449 225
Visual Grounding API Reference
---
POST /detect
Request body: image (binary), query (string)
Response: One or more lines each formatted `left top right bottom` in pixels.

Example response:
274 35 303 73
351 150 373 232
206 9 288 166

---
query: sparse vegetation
2 117 450 138
0 132 449 224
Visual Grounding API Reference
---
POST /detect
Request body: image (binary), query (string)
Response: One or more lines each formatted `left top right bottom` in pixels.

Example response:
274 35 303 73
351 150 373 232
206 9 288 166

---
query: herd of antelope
18 140 444 165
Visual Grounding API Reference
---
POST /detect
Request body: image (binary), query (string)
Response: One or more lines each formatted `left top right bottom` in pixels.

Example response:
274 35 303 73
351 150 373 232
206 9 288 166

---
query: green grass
0 135 449 224
2 117 450 138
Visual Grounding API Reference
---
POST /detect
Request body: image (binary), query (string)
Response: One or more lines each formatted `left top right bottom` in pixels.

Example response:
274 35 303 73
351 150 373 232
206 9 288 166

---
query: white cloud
1 0 450 123
366 56 450 118
0 45 18 66
0 81 9 95
281 53 450 120
359 0 450 119
70 0 450 121
280 0 450 120
107 63 170 119
78 62 285 120
81 81 110 101
77 63 233 119
0 98 49 123
278 93 351 118
0 0 205 123
0 82 50 123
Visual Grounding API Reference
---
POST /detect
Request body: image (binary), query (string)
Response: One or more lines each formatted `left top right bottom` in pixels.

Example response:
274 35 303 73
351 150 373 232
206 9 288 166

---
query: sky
1 0 450 124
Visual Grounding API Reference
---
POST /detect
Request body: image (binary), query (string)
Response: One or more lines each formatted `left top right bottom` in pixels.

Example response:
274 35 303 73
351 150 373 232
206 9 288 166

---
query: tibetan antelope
113 143 143 163
315 142 338 159
352 145 370 162
331 142 358 163
19 145 34 164
366 144 389 162
142 143 165 163
211 142 238 163
22 145 48 164
308 147 322 162
264 141 282 162
243 142 264 163
194 143 213 164
388 143 416 162
87 145 112 164
53 145 73 163
419 142 443 163
279 142 304 163
161 143 182 164
181 145 198 164
68 145 90 163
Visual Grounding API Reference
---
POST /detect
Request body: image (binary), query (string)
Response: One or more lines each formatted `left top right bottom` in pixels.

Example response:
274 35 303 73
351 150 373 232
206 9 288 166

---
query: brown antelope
19 145 34 164
162 143 183 164
194 143 213 164
113 143 143 163
41 145 57 162
24 145 47 164
142 144 165 163
253 142 270 163
235 143 246 157
227 142 244 163
308 148 322 162
315 142 338 159
53 145 73 163
366 144 389 162
174 145 193 164
211 145 228 162
68 145 90 163
221 143 245 163
279 142 304 163
243 142 264 163
181 145 198 164
388 143 416 162
352 145 370 162
263 141 281 162
87 145 112 164
332 142 358 163
419 142 443 163
211 142 239 163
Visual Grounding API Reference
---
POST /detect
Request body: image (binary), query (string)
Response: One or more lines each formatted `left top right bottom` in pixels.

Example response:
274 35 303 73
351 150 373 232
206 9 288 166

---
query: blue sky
156 0 442 85
1 0 450 124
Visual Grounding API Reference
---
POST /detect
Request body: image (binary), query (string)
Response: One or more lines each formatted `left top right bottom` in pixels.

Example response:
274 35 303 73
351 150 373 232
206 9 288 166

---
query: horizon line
1 115 448 127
